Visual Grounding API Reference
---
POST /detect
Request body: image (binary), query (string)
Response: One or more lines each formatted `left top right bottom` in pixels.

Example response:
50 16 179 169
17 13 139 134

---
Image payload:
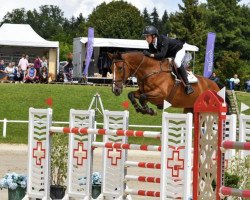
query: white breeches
174 43 188 68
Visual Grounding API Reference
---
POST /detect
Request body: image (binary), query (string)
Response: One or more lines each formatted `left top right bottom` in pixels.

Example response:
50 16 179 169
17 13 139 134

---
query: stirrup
185 85 194 95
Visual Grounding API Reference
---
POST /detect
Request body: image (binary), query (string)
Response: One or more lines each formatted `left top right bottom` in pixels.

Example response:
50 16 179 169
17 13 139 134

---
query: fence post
3 118 7 137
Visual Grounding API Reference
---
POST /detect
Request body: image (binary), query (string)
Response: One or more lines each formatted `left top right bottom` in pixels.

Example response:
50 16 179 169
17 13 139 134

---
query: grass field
0 83 249 144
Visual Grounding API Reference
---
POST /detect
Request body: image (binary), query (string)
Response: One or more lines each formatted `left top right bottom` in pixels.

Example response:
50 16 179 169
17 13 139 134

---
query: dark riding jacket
148 35 184 59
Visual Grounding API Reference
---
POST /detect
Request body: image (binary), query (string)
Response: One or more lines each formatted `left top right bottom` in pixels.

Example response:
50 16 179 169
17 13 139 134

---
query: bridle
112 56 145 88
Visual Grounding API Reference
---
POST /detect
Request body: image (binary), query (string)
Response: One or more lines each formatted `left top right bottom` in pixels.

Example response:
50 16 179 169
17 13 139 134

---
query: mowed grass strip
0 83 249 144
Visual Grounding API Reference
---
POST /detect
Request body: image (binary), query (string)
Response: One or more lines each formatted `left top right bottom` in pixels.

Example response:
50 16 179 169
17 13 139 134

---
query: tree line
0 0 249 85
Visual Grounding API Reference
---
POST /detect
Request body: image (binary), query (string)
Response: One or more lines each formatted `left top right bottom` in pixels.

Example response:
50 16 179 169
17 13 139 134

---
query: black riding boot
178 66 194 95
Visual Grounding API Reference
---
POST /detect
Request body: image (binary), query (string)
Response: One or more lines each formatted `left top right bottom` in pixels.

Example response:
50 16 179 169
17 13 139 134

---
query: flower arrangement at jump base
79 172 102 198
79 172 102 186
0 172 27 190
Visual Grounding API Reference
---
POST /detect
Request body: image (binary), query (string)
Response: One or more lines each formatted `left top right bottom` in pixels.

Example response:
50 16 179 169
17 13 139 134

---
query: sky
0 0 249 22
0 0 199 21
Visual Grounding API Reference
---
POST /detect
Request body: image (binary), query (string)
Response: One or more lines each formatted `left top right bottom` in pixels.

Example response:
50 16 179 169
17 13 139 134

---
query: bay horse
108 51 225 115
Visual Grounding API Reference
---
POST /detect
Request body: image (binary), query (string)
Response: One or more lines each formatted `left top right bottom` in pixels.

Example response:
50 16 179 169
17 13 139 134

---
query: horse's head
108 52 132 96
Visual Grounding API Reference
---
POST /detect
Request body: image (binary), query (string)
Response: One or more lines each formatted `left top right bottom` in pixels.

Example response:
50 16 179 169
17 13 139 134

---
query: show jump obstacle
23 90 249 200
23 108 193 200
192 90 250 200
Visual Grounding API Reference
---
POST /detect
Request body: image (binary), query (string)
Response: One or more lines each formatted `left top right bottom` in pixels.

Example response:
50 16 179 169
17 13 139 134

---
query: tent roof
0 23 59 48
80 37 199 52
80 37 148 49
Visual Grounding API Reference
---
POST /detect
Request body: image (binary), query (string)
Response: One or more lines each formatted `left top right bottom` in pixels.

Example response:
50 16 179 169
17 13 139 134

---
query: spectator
26 54 30 63
56 69 64 82
4 62 15 81
245 79 250 92
39 66 48 83
64 52 73 82
24 64 39 83
0 59 7 80
13 62 22 82
34 56 42 74
229 74 240 90
18 54 29 81
209 72 220 83
41 56 48 68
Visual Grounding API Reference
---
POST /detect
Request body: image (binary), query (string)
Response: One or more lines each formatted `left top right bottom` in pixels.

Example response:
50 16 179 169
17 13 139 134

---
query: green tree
86 1 144 39
142 8 151 25
33 5 65 40
1 8 27 24
159 10 171 35
169 0 207 74
215 51 249 85
150 7 160 30
206 0 250 60
174 0 207 45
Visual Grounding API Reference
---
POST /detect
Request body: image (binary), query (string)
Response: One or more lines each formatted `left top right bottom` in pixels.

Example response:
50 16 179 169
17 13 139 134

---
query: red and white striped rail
125 189 160 197
220 186 250 198
125 175 161 183
222 140 250 150
125 161 161 169
220 140 250 199
93 142 161 151
50 126 161 138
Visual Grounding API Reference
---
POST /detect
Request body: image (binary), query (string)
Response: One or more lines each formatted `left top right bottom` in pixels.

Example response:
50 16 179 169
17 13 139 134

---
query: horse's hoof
149 108 157 116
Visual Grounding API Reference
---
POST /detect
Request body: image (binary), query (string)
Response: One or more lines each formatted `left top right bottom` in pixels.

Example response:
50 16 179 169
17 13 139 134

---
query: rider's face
145 35 153 44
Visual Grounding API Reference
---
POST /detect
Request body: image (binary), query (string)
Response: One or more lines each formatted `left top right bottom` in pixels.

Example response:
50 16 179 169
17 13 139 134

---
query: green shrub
51 133 68 186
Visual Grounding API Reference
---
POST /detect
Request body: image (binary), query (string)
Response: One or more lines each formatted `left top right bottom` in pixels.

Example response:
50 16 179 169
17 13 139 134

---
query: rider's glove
143 50 151 57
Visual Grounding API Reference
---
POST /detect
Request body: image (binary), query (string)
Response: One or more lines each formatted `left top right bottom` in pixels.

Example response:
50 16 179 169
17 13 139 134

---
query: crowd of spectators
209 72 249 93
0 54 49 83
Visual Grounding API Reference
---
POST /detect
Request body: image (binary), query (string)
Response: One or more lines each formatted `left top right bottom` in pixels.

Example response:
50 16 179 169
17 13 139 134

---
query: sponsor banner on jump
83 27 94 76
203 32 216 78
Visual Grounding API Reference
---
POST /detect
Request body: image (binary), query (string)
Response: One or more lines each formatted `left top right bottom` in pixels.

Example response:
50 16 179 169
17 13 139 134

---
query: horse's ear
107 52 113 60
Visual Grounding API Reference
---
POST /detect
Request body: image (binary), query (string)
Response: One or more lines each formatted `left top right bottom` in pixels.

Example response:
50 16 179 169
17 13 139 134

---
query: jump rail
50 126 161 138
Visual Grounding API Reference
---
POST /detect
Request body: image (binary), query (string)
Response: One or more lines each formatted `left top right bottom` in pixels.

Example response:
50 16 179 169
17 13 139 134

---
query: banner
203 32 216 78
83 27 94 76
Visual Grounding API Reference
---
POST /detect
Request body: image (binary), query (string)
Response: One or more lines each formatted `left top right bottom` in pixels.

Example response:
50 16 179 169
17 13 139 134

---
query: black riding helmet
142 25 158 36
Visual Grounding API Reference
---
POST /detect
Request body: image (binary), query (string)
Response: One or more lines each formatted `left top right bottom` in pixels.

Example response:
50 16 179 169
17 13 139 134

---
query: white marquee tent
79 37 199 52
73 37 199 78
0 23 59 77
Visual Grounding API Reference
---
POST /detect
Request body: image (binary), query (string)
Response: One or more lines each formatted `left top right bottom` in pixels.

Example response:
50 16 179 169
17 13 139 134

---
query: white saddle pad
187 71 198 83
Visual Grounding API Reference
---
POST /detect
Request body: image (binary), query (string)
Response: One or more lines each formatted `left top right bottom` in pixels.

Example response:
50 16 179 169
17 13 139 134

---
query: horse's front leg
139 94 157 115
128 91 144 113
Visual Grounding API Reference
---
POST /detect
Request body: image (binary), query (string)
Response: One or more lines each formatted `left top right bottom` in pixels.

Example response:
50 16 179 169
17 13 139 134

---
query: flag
163 100 172 110
203 32 216 78
83 27 94 76
217 87 226 103
45 97 53 107
122 101 129 109
241 103 250 113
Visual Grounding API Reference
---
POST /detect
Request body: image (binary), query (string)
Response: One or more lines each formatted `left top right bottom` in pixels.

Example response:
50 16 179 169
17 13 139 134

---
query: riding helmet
142 25 158 36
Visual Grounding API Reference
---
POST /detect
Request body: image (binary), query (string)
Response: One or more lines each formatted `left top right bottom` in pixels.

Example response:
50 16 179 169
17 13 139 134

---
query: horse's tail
216 82 232 114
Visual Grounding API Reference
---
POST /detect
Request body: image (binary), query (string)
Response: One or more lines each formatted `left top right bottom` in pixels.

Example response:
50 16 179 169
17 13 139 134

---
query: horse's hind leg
128 91 143 113
139 94 157 115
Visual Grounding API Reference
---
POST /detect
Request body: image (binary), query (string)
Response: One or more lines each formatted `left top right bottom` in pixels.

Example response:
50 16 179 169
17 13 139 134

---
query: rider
142 25 194 95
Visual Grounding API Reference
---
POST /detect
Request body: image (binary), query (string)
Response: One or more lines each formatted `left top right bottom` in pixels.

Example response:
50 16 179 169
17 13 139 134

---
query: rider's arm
151 36 169 59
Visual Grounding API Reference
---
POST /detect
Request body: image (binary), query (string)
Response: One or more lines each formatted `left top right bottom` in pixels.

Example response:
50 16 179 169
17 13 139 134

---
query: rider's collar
153 37 157 49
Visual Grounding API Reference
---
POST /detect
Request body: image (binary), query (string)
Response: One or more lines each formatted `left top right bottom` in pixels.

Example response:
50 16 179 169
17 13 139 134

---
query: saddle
166 59 198 84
